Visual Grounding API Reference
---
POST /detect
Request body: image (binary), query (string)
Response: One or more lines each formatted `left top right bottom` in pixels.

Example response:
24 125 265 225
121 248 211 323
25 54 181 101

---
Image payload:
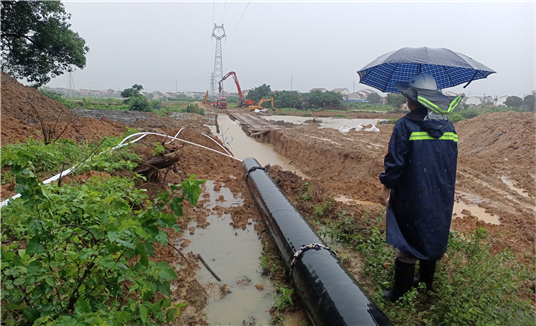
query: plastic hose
201 133 233 157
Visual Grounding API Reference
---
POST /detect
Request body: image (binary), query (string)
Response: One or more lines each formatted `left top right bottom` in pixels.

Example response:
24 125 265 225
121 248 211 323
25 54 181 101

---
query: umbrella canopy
357 47 496 93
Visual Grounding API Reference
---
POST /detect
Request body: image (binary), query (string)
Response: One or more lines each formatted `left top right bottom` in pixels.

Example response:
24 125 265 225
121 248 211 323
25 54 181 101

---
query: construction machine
249 97 274 111
218 71 255 107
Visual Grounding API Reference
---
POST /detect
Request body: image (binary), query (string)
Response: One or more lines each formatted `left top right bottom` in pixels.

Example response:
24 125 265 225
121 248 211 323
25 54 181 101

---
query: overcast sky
42 1 534 98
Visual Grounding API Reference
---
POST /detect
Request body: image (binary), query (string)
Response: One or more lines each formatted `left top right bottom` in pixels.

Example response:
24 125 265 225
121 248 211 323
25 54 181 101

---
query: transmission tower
210 73 215 98
211 24 226 96
67 71 75 98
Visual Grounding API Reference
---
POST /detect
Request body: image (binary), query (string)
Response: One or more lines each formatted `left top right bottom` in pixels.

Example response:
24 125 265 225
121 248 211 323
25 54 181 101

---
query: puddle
334 196 377 206
207 115 307 178
263 115 382 130
501 176 531 198
452 200 500 225
181 180 275 325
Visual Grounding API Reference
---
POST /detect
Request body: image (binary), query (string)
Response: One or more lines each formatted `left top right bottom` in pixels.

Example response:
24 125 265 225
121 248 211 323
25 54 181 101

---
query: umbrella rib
442 65 455 88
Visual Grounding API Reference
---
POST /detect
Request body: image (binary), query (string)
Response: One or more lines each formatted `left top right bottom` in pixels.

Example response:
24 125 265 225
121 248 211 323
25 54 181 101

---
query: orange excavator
219 71 255 108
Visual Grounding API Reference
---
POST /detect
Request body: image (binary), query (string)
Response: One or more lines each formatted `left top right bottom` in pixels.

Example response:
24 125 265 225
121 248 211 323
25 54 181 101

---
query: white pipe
201 133 234 157
1 131 241 208
165 127 185 144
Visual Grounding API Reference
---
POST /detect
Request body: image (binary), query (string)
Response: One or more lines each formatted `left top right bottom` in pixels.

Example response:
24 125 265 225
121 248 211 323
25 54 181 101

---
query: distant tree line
504 95 535 111
245 84 346 109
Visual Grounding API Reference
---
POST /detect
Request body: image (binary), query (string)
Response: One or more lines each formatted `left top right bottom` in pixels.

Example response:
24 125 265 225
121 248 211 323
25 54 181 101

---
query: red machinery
219 71 255 107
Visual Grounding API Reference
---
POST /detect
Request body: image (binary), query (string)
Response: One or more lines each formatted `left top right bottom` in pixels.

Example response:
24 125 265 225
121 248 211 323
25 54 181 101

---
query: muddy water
208 115 307 178
501 175 531 198
334 195 377 206
263 115 382 130
452 200 501 225
182 180 275 324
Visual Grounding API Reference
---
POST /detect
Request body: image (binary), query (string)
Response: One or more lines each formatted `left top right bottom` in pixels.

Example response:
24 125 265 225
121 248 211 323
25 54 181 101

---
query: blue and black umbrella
357 47 496 93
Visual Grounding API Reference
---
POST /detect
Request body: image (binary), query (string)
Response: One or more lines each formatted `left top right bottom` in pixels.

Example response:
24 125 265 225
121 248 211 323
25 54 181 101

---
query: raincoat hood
407 107 450 139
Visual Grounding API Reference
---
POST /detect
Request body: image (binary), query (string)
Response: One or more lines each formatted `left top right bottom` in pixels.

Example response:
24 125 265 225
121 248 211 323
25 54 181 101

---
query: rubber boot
413 260 436 290
382 260 415 302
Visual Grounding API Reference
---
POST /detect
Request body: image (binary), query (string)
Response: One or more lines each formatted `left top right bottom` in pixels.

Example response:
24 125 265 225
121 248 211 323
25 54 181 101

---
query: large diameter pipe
243 157 392 326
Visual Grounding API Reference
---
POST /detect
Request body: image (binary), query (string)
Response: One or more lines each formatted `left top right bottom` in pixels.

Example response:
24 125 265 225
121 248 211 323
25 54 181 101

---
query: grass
306 198 535 326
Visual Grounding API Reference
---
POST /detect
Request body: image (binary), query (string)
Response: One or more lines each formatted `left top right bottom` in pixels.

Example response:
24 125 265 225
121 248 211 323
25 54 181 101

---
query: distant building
495 95 509 107
332 88 349 96
347 92 363 102
310 88 327 93
464 96 482 106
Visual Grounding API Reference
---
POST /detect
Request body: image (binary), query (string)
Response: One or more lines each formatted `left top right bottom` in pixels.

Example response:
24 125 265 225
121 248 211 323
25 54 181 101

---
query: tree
1 1 89 87
367 92 381 104
386 93 406 111
246 84 271 103
305 91 343 109
504 96 523 108
272 91 302 109
523 94 535 111
121 84 149 111
120 84 143 98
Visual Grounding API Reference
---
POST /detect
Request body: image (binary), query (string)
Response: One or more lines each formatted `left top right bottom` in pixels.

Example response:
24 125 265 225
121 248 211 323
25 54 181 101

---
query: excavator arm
249 97 274 111
218 71 255 107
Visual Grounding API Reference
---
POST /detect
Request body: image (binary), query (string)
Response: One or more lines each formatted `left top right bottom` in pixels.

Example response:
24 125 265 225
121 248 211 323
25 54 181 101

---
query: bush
1 139 205 325
128 95 150 112
185 104 204 116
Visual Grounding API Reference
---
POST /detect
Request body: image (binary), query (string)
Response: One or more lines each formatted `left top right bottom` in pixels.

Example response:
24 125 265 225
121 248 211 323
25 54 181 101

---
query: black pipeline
243 157 392 326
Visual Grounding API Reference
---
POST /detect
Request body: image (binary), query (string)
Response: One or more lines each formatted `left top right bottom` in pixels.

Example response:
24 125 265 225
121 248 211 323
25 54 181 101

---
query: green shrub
1 159 204 325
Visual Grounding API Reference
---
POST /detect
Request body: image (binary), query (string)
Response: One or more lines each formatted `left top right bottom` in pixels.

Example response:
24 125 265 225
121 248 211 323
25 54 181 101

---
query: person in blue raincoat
378 73 462 302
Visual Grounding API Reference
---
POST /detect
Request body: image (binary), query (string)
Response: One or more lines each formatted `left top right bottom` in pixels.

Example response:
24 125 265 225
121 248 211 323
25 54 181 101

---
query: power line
221 1 227 23
228 1 251 39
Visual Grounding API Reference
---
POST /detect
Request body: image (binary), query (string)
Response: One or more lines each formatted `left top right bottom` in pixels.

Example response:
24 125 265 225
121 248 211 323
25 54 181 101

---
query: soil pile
1 72 80 123
1 73 126 144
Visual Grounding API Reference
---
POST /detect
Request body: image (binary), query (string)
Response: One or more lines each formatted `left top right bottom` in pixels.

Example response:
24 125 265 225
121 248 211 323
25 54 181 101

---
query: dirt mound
1 72 80 123
456 111 536 195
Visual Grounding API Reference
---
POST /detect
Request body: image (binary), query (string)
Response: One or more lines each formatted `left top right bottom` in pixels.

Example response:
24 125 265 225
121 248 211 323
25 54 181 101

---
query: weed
270 284 295 325
153 142 166 156
313 199 332 218
274 284 294 312
298 182 312 201
335 114 347 118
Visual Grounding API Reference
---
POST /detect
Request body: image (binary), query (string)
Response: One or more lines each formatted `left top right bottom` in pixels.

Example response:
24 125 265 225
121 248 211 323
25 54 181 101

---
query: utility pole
291 76 293 91
211 24 226 96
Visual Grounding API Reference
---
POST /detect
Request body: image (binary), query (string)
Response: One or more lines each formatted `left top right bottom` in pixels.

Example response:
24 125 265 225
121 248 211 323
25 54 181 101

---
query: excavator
249 97 274 111
218 71 255 108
